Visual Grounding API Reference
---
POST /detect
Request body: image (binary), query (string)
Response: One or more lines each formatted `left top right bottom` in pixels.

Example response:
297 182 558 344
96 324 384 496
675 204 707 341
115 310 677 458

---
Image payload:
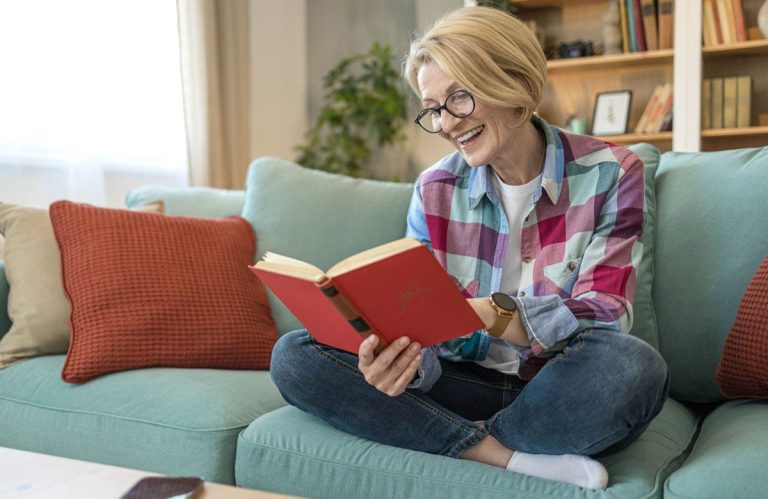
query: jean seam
310 341 480 454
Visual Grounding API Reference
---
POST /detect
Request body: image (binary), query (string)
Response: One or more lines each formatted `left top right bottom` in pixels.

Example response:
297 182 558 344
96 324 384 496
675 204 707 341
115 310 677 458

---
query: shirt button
567 261 577 271
523 256 532 264
519 291 526 297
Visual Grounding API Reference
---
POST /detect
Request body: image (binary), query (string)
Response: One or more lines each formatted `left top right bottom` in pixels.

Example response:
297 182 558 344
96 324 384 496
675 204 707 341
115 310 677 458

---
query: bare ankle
460 435 514 468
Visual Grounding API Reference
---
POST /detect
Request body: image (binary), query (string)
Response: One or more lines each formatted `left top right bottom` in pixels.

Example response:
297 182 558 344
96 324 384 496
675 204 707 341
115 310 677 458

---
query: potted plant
295 42 407 178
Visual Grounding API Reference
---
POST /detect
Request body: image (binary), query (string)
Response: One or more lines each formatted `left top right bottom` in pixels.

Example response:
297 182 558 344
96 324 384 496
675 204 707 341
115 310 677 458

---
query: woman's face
417 61 521 169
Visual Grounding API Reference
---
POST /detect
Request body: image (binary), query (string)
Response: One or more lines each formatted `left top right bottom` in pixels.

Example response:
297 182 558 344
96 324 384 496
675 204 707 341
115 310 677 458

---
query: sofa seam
0 394 252 433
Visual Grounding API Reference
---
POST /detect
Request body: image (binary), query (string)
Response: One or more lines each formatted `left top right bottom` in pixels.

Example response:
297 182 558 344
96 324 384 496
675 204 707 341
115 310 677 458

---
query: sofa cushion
125 185 245 218
626 143 661 350
653 146 768 402
664 400 768 499
0 355 286 484
235 399 698 499
49 201 277 383
0 203 70 368
241 157 414 334
716 254 768 398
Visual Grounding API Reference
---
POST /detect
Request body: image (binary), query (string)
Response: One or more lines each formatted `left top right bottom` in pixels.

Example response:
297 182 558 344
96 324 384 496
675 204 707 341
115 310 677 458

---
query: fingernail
399 337 409 346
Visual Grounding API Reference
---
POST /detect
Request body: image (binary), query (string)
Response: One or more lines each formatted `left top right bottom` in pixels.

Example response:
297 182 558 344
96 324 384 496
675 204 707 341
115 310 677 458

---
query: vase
759 0 768 39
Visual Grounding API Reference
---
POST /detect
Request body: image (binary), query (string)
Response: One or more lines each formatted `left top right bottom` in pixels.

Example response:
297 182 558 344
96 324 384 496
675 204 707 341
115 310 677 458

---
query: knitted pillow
49 201 277 383
716 254 768 399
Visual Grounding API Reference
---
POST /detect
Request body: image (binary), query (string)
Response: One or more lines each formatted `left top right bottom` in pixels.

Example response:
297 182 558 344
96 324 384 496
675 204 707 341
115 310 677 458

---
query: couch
1 144 767 498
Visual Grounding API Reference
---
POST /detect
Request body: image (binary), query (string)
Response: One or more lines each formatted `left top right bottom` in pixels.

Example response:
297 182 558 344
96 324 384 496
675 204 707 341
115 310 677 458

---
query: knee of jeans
611 334 669 402
270 329 311 392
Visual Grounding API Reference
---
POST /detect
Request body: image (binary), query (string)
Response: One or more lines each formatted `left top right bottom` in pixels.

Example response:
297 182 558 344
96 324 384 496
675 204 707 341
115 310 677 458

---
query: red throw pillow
49 201 277 383
716 255 768 399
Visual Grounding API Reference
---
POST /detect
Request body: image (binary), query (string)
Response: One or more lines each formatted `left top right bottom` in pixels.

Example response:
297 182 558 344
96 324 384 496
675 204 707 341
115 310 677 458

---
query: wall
305 0 462 181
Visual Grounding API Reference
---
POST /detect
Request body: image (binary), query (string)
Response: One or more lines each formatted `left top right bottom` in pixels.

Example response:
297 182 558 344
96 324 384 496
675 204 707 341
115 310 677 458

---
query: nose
439 111 463 134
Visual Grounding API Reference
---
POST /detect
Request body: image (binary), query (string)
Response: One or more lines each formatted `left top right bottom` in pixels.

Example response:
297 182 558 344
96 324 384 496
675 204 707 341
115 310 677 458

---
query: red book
731 0 748 42
250 237 484 354
632 0 647 51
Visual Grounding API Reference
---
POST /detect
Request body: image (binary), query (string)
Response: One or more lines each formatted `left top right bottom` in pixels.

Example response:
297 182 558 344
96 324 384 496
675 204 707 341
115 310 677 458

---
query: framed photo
591 90 632 136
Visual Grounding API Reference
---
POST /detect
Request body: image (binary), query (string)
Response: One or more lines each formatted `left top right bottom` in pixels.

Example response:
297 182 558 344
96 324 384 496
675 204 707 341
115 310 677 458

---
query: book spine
712 0 725 44
626 0 638 52
703 0 716 47
736 76 752 128
619 0 631 53
723 77 738 128
635 84 661 133
702 79 712 129
315 276 385 353
632 0 647 51
711 78 724 128
640 0 659 51
731 0 747 42
716 0 732 44
658 0 674 49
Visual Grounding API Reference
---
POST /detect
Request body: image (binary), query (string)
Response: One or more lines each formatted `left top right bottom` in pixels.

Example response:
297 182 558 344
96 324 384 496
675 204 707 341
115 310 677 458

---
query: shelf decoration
592 90 633 135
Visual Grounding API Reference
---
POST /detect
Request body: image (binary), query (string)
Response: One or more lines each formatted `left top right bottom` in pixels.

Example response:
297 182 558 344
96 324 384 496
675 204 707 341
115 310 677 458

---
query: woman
270 7 668 490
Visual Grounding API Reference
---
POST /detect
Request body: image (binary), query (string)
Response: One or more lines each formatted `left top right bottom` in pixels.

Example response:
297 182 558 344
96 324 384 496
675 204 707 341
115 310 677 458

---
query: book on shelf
636 83 672 134
702 79 712 129
619 0 631 53
736 76 752 128
703 0 718 46
640 0 659 51
716 0 734 44
711 77 725 128
731 0 748 42
657 0 675 49
626 0 638 52
723 77 738 128
249 237 484 355
631 0 647 51
635 84 664 133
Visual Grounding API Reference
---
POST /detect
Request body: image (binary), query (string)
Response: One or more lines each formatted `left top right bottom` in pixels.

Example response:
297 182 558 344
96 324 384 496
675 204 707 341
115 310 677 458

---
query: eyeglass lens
417 90 475 133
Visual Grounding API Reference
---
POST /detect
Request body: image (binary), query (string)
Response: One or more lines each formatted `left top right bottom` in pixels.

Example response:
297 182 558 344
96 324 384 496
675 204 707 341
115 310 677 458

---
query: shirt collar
467 115 563 209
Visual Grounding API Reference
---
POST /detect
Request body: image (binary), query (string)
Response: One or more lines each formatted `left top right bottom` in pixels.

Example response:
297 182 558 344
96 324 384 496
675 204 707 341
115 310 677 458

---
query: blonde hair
404 7 547 125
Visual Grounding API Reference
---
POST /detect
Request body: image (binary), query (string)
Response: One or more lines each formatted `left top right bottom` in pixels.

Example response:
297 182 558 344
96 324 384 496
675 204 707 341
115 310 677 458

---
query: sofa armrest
0 260 11 339
125 185 245 218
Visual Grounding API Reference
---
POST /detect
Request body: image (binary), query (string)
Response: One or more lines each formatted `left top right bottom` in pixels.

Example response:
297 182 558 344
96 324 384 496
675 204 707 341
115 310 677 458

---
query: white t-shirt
474 171 540 374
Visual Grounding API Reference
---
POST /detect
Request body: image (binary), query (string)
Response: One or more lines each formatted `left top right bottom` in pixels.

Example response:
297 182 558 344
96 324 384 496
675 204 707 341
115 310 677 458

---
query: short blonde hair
404 7 547 125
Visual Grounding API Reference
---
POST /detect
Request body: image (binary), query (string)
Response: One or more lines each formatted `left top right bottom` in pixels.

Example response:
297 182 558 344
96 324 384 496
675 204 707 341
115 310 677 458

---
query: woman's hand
358 335 422 397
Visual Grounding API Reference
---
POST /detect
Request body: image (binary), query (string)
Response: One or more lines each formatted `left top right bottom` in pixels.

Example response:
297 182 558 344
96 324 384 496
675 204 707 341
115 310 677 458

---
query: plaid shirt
406 116 645 390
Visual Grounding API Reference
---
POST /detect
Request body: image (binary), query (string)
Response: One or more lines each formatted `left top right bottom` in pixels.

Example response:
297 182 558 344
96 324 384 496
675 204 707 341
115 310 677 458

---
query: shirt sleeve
519 151 645 354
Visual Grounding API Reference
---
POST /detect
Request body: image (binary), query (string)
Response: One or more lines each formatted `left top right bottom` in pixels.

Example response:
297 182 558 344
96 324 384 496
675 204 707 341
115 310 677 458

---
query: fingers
358 336 422 397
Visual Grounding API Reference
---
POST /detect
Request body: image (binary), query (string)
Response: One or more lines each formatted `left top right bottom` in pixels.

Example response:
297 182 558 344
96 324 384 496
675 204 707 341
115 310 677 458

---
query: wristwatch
486 292 518 338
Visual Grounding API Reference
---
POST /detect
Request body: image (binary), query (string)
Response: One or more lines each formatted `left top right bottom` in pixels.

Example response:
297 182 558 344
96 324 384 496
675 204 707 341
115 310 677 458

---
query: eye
450 91 470 104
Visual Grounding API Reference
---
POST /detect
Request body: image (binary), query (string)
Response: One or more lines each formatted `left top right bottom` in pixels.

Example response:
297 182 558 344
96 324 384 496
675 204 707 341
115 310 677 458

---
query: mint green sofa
1 145 767 498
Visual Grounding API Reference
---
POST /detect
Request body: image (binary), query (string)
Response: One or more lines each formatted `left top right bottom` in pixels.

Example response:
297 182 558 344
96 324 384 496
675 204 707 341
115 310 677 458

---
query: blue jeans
270 329 669 459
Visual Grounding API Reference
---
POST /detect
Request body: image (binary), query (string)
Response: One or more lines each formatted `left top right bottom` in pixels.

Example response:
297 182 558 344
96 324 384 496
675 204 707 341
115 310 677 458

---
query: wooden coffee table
0 447 300 498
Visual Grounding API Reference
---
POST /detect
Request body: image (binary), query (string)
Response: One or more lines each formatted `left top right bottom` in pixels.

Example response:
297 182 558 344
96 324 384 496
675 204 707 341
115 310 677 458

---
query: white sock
506 452 608 490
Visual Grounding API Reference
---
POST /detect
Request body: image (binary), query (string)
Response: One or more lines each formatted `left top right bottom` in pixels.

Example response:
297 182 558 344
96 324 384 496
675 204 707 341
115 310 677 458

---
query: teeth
458 125 484 143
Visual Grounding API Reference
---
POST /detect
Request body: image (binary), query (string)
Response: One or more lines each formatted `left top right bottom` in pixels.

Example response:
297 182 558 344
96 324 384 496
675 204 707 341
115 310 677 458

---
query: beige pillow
0 203 71 367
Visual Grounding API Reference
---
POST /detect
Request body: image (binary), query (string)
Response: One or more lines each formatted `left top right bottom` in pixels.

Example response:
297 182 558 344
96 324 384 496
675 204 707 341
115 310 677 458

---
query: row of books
702 76 752 129
619 0 675 53
702 0 749 46
634 83 673 134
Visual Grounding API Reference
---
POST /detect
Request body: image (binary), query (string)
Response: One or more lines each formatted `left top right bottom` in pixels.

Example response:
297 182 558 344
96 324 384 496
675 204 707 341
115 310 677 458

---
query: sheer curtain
0 0 188 209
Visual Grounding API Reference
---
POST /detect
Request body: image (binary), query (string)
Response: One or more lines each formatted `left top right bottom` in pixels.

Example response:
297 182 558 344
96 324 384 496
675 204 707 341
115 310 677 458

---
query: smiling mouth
457 125 484 146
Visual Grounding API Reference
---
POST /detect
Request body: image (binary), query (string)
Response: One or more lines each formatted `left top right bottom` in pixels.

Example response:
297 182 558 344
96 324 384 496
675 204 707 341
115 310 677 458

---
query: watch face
491 292 517 312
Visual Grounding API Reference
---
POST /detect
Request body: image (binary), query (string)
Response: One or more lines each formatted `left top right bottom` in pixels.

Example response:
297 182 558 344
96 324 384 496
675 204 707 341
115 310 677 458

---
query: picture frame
591 90 632 136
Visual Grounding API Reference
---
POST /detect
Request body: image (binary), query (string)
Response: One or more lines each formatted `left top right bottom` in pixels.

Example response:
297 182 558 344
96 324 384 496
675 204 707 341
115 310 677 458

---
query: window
0 0 188 208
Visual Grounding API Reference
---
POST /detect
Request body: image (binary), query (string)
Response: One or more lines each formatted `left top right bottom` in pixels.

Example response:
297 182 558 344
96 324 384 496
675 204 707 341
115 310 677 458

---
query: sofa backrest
241 157 414 334
653 146 768 403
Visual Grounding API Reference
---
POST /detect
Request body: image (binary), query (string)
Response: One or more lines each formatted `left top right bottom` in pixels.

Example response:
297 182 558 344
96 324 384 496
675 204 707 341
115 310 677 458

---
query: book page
327 237 421 277
253 252 324 281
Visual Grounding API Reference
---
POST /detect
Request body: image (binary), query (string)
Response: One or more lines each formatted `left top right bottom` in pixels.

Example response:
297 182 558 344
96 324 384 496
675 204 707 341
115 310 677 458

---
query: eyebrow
422 83 461 107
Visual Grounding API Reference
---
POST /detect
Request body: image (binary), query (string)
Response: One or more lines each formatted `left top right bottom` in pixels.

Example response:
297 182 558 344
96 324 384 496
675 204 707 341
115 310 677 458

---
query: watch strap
486 314 511 337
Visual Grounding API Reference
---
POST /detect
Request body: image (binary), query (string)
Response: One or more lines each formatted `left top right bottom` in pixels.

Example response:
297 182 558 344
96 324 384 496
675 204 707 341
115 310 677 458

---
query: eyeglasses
414 90 476 133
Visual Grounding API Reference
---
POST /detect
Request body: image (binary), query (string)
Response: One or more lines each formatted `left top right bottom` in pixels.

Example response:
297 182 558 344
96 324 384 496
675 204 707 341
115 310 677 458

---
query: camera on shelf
557 40 594 59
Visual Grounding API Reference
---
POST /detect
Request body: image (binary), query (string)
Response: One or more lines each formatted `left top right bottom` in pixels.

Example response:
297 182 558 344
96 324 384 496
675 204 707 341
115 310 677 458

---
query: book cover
250 237 484 354
736 75 752 128
640 0 659 51
634 84 663 133
711 77 725 128
731 0 748 42
723 77 738 128
658 0 675 49
711 0 725 44
642 83 671 133
702 79 712 129
723 0 738 43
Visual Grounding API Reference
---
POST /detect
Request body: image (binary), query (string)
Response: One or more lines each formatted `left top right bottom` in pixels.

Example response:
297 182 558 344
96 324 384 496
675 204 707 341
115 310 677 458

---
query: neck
491 120 546 186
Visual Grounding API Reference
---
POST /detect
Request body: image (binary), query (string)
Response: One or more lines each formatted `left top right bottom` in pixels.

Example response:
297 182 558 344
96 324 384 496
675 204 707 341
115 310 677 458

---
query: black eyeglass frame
414 90 476 134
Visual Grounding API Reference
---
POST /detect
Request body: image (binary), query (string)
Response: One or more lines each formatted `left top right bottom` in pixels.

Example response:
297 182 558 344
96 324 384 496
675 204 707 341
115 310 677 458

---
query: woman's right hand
358 335 422 397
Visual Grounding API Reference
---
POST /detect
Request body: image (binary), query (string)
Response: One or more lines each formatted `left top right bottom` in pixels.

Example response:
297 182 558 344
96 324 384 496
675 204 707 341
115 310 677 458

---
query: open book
250 237 483 354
